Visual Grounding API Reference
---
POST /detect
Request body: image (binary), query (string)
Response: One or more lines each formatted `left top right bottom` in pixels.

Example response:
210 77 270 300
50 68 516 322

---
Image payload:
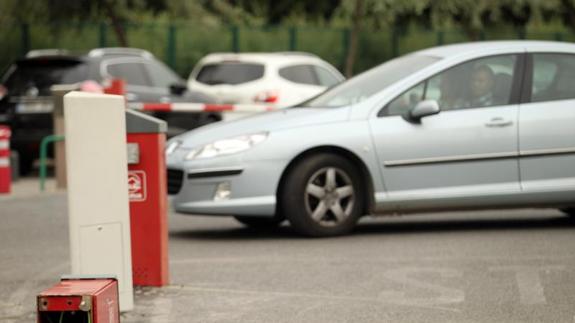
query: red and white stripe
101 79 277 114
0 126 11 193
0 126 10 166
127 102 276 113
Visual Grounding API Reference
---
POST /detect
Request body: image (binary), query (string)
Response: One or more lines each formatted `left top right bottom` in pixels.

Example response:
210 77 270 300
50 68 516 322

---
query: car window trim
509 53 526 104
422 79 429 101
519 53 533 104
377 53 526 118
313 65 341 86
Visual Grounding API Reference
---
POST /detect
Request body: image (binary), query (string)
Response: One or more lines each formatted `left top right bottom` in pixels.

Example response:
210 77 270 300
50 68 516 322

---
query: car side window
196 63 265 85
313 66 340 87
279 65 319 85
145 61 182 88
531 54 575 103
107 62 151 87
386 81 426 116
384 54 518 117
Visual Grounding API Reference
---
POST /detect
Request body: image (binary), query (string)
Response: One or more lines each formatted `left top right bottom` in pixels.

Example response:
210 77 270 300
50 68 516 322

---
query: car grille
167 169 184 195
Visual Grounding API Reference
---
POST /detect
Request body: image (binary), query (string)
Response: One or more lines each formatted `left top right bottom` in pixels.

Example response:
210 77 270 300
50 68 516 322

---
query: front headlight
185 132 268 160
165 140 182 155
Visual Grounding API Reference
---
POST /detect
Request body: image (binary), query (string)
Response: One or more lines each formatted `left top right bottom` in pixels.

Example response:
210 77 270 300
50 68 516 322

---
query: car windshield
2 59 88 96
300 54 439 107
195 62 265 85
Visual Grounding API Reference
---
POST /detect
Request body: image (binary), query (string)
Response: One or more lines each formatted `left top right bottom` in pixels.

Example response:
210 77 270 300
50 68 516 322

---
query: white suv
187 52 345 108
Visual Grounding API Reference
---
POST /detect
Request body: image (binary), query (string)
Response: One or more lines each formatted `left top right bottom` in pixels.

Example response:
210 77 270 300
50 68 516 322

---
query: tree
345 0 363 77
0 0 188 46
99 0 129 46
227 0 342 25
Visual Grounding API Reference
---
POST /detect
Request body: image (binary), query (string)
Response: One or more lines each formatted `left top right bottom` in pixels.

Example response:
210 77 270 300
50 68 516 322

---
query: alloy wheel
304 167 355 227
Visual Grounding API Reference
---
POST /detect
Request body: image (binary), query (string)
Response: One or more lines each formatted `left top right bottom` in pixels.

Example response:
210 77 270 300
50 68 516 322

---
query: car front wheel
281 153 364 237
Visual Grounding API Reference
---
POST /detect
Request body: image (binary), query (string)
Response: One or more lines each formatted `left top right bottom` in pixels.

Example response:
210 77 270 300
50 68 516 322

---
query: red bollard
126 110 169 286
37 277 120 323
0 125 11 194
104 79 126 96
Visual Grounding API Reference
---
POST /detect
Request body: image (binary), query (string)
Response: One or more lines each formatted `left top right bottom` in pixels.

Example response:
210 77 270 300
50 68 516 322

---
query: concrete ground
2 179 575 322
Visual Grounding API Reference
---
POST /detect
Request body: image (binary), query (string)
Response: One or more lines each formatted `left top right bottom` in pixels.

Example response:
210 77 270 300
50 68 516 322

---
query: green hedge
1 22 574 78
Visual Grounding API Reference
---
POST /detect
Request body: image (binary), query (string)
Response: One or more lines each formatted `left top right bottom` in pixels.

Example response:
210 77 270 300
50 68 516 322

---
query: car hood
176 106 350 148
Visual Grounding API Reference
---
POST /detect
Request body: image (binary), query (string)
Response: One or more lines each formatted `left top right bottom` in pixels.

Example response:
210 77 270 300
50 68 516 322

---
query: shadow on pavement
170 224 301 241
354 214 575 236
170 213 575 240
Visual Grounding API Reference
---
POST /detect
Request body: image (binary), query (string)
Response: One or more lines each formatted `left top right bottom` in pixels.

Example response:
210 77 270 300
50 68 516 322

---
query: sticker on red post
128 171 147 202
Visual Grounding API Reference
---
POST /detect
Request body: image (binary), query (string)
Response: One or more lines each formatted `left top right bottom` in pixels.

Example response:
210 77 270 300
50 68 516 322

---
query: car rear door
369 53 524 211
518 51 575 197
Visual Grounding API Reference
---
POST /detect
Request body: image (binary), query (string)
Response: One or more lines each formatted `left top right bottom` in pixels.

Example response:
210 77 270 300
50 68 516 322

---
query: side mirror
406 100 440 123
169 83 188 96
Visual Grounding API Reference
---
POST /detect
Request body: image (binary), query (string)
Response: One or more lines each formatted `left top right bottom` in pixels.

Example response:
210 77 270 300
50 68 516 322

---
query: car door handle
485 118 513 128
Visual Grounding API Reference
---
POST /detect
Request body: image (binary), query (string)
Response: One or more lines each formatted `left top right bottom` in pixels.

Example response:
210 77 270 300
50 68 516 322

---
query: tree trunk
345 0 364 78
562 1 575 38
101 0 128 47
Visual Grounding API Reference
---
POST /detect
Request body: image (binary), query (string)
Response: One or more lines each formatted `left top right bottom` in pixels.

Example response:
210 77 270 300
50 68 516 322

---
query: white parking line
489 265 566 305
167 285 461 313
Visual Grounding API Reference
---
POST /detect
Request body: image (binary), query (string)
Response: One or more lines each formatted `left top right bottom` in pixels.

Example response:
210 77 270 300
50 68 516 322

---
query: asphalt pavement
2 179 575 322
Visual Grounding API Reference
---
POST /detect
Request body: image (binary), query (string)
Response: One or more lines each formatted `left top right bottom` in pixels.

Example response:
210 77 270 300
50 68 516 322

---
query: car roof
197 52 327 65
23 48 155 61
415 40 575 58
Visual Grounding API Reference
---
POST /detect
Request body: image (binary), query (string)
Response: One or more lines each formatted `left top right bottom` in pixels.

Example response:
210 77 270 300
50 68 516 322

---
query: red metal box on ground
37 277 119 323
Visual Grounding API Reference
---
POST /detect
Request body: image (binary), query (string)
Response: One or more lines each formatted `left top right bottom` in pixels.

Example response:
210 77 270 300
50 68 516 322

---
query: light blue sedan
166 41 575 236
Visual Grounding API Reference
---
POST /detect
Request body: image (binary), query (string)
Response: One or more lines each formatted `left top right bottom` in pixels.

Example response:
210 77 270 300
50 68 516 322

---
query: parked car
167 40 575 237
0 48 218 174
187 52 345 108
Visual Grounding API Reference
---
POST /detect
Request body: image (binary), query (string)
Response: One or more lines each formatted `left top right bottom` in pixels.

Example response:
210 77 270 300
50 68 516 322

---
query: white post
64 92 134 311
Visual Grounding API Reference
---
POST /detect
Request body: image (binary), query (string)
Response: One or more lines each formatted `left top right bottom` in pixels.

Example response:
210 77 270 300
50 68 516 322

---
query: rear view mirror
169 83 188 96
406 100 440 123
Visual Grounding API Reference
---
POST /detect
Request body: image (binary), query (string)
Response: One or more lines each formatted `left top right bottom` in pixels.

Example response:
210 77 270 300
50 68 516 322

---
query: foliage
2 0 575 75
2 0 575 32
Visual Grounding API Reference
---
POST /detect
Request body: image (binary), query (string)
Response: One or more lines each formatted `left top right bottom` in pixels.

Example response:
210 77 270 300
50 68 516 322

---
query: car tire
233 215 285 228
281 153 364 237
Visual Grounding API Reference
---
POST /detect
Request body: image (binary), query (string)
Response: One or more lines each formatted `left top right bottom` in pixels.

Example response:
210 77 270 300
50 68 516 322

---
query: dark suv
0 48 219 174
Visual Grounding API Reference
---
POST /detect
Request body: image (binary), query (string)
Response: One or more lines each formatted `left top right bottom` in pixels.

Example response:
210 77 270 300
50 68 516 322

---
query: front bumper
168 155 287 217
